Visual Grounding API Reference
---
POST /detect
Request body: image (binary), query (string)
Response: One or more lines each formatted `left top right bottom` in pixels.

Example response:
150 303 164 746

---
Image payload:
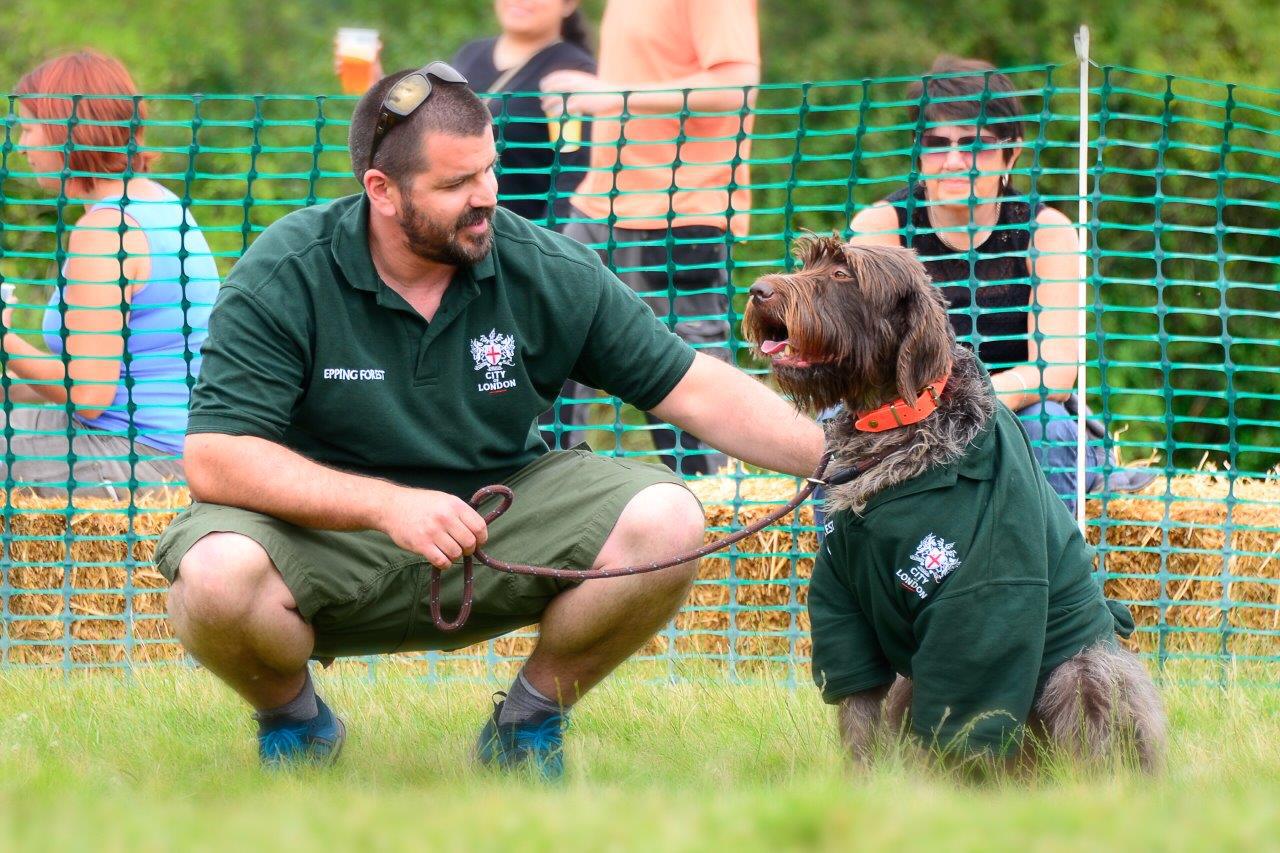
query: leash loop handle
427 485 514 632
428 560 473 632
471 484 514 524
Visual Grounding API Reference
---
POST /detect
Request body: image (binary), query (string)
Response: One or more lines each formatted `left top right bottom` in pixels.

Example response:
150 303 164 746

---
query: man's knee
170 532 281 626
611 483 705 581
624 483 704 541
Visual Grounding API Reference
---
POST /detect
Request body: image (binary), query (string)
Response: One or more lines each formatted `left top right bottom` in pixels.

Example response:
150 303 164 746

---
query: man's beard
398 196 495 266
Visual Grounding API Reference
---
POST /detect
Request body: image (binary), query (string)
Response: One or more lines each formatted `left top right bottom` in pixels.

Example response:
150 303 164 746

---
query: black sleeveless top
885 184 1045 368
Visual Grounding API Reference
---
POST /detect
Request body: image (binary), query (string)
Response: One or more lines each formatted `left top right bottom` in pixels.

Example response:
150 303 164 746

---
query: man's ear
363 168 399 218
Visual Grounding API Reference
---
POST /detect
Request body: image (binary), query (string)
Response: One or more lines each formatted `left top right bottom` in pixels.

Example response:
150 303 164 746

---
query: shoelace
513 714 566 755
258 723 307 759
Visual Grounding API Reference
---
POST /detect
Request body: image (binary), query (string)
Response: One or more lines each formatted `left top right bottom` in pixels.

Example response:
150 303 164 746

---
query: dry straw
4 471 1277 667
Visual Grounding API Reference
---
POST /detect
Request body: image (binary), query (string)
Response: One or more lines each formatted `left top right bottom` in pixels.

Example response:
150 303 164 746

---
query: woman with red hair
8 50 219 496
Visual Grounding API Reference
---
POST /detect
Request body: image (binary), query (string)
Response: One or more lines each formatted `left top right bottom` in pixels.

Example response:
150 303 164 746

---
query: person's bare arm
4 382 51 404
648 353 824 478
540 62 759 116
848 204 903 247
992 207 1082 411
184 433 488 569
2 208 147 418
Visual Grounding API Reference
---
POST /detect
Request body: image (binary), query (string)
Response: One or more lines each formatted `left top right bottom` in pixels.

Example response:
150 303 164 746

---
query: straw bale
4 471 1277 667
489 634 536 660
5 487 187 665
1088 473 1280 652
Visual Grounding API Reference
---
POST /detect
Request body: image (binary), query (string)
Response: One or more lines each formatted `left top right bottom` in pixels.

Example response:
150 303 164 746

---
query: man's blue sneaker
476 693 568 781
257 695 346 767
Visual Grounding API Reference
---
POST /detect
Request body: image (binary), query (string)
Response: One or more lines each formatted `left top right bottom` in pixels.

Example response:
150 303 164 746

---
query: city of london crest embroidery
470 329 518 394
895 533 961 600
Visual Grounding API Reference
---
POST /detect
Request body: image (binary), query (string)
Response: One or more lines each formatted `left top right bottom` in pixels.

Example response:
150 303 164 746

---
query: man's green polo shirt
187 196 696 498
808 403 1135 756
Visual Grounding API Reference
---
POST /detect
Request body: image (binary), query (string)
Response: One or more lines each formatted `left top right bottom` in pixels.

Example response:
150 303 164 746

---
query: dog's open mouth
756 320 826 368
759 337 819 369
746 298 830 369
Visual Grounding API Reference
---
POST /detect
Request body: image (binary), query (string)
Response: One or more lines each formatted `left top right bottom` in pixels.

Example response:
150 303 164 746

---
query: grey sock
254 668 318 727
498 671 564 725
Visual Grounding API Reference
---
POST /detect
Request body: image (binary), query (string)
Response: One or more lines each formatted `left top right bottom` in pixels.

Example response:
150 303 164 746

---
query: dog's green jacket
809 403 1135 757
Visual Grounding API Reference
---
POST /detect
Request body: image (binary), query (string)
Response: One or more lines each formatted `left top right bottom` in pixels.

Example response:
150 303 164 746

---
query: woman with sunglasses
840 55 1152 514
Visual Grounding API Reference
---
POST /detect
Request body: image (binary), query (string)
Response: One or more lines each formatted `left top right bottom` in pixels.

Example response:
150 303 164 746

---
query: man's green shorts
155 448 690 658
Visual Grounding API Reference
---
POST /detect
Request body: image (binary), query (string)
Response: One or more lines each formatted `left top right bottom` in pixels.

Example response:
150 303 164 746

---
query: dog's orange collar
853 368 951 433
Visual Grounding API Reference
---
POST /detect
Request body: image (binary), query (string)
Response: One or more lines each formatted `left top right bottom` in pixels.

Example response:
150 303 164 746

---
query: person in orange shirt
540 0 759 476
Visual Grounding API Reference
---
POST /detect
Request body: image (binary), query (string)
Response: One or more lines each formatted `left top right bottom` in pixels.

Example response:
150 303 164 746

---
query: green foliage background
1 0 1277 473
3 0 1278 97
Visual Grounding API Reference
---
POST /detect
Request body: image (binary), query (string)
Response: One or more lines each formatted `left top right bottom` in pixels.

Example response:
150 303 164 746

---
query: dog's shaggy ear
893 271 953 402
837 242 954 402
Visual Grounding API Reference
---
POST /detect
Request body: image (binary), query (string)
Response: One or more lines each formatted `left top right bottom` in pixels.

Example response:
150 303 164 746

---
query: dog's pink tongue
761 339 789 355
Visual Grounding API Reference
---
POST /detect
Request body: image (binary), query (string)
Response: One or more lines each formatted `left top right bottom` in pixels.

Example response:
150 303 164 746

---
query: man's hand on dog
379 490 489 569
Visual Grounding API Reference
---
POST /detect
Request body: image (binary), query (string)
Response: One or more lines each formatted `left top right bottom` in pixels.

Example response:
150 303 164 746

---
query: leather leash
429 451 837 631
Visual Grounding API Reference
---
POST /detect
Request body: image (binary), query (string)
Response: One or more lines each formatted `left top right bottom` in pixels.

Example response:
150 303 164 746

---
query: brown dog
744 237 1165 772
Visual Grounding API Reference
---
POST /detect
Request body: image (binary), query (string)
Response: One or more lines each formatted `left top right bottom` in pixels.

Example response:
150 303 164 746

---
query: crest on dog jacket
808 404 1135 756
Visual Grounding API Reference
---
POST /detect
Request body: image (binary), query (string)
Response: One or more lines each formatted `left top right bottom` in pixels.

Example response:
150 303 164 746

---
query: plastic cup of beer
336 28 381 95
545 110 582 154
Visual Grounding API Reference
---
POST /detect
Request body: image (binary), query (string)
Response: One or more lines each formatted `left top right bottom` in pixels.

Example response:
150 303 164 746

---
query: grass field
2 666 1278 852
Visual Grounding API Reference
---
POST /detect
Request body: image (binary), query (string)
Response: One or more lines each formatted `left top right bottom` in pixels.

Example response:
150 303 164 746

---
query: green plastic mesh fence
0 61 1277 683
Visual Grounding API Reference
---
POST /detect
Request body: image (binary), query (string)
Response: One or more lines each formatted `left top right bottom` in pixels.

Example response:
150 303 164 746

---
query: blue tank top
46 185 220 454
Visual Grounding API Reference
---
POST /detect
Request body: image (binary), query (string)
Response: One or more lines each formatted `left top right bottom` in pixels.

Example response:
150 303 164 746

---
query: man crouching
743 237 1166 772
159 65 824 780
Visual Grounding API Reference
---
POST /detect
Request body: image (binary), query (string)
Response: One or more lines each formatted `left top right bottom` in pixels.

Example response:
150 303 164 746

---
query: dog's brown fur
744 237 992 513
746 237 1166 772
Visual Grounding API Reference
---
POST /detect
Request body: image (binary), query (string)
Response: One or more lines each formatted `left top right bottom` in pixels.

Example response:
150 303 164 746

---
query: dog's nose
749 281 774 301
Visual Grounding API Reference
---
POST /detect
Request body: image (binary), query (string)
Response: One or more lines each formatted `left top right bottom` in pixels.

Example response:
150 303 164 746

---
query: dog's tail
1032 641 1167 773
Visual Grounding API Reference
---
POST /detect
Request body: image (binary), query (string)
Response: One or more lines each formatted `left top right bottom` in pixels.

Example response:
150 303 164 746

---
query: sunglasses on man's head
368 61 469 165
